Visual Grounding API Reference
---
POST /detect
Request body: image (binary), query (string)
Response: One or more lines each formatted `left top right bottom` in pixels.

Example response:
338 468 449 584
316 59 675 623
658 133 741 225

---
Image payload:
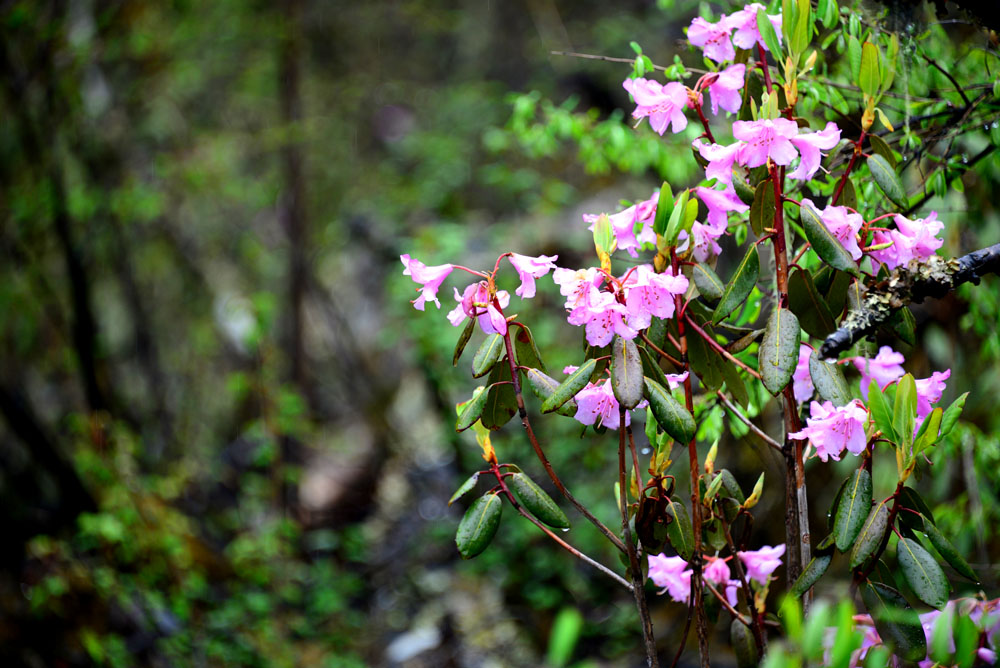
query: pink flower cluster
849 345 951 429
802 199 865 260
688 4 783 64
568 367 682 429
648 544 785 605
790 400 869 462
623 78 689 136
552 264 689 347
869 212 945 271
583 191 659 258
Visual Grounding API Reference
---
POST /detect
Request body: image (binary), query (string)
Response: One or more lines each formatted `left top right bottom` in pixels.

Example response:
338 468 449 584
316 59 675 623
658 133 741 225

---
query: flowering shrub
402 0 1000 665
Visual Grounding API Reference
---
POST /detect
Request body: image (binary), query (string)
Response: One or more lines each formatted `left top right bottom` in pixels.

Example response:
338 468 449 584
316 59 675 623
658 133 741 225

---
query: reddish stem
832 131 866 206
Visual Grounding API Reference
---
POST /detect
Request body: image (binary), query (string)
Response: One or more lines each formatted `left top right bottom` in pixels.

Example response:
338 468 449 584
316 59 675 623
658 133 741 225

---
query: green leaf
733 175 756 206
756 7 784 60
638 344 669 390
828 477 848 531
750 179 775 236
644 377 696 444
686 317 723 390
456 386 491 432
448 473 480 506
882 33 899 93
897 536 949 609
542 358 597 414
758 308 801 394
861 581 926 662
481 363 518 430
692 263 725 303
850 501 888 569
893 374 917 450
840 176 858 210
859 41 880 97
664 497 694 560
546 607 584 668
939 391 968 437
868 134 897 169
886 306 915 346
525 368 578 417
664 190 689 244
788 268 837 337
834 468 873 552
508 472 570 529
848 36 862 84
611 335 644 409
652 181 674 236
728 328 763 354
472 333 505 378
800 200 861 277
930 607 954 666
868 154 908 207
714 245 761 324
731 617 759 668
898 487 936 526
456 493 503 559
720 359 750 409
789 553 832 598
914 406 943 454
955 603 979 668
453 316 477 366
514 325 545 373
868 379 897 443
809 352 851 406
922 517 978 583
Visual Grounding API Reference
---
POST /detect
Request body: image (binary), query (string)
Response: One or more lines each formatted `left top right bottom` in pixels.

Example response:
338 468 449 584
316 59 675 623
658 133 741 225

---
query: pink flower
851 345 905 399
583 192 658 258
703 555 731 586
737 544 785 585
725 3 782 51
792 344 814 404
696 185 749 229
790 399 869 462
688 16 735 63
648 553 692 603
869 212 945 271
401 254 453 310
621 264 689 330
447 282 510 335
733 118 800 168
575 378 642 429
802 199 864 261
509 253 559 299
553 267 604 320
788 122 842 181
665 371 689 389
622 78 689 135
581 292 638 347
695 140 742 188
677 220 726 262
706 63 746 115
915 369 950 420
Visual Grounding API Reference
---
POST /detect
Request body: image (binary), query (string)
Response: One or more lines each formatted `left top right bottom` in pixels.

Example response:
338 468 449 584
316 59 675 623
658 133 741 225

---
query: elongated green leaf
859 41 880 97
456 386 491 432
448 473 480 506
861 581 927 662
525 368 577 417
472 333 505 378
756 7 783 59
899 487 935 526
868 154 907 207
834 468 873 552
686 318 723 390
514 325 545 373
809 352 851 406
850 501 888 569
611 336 644 409
939 391 969 437
886 306 916 346
728 328 764 354
664 189 689 244
720 359 749 409
922 517 978 583
482 363 518 430
731 617 759 668
868 379 897 443
638 344 669 389
456 492 503 558
714 245 760 323
790 553 832 598
692 263 725 302
542 358 597 414
653 181 674 236
840 175 858 210
788 267 837 337
644 377 696 444
801 200 861 277
453 317 477 366
868 134 897 169
749 179 775 236
828 477 848 531
898 536 949 609
664 497 694 560
547 606 584 668
893 374 917 450
733 175 756 206
508 472 570 529
759 308 801 394
848 36 862 83
914 407 943 454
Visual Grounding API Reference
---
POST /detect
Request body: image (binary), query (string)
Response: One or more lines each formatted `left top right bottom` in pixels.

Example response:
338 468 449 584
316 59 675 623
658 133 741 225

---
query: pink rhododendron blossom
869 212 945 271
621 264 689 329
695 140 742 188
703 555 731 585
400 254 454 310
706 64 746 115
508 253 559 299
697 186 749 229
575 378 640 430
688 16 735 63
851 345 905 399
915 369 951 420
622 78 689 135
447 282 510 335
788 122 842 180
726 3 782 51
648 553 692 603
677 220 726 262
792 344 814 404
583 192 658 258
553 267 604 321
665 371 689 390
802 199 864 261
790 399 869 462
581 291 638 347
733 118 800 168
737 544 785 585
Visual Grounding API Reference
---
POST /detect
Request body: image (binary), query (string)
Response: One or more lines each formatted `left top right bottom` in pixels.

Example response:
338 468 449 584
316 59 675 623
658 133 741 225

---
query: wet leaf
834 468 872 552
456 386 490 432
922 517 978 583
869 154 907 208
508 472 570 529
611 336 644 409
453 317 477 366
481 363 517 430
664 497 694 560
692 263 725 303
542 358 597 414
788 267 837 337
456 492 503 558
714 245 760 324
525 368 577 417
448 473 480 506
515 325 545 373
758 308 800 395
850 501 888 569
809 352 851 406
472 333 505 378
861 581 926 662
897 536 949 609
800 200 861 277
644 377 696 444
790 553 832 598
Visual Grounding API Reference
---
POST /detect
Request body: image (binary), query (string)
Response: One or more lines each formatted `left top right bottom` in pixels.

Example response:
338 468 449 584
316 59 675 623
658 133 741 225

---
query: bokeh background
1 0 998 666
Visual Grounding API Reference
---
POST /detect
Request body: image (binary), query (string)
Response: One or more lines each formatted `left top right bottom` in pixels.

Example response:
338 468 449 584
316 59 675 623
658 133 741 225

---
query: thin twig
716 391 782 452
641 332 682 367
683 313 762 380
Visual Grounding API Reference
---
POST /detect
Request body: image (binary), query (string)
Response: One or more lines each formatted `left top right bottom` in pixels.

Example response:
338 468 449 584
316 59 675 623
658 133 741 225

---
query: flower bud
743 472 765 509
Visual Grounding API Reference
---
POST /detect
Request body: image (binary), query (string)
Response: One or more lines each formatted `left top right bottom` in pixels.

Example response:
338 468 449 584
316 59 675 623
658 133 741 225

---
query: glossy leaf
482 363 517 430
850 501 888 569
828 476 848 531
692 263 724 302
834 468 872 552
453 316 477 366
515 325 545 373
922 517 978 583
914 407 943 454
652 181 674 236
541 358 596 414
939 391 969 438
448 473 480 506
788 267 837 337
508 472 570 530
868 379 897 443
664 497 694 560
840 176 858 210
733 174 756 206
861 581 927 662
756 6 784 59
868 133 896 168
611 335 643 409
749 179 775 236
472 333 505 378
800 200 861 277
686 318 723 390
728 328 763 354
859 41 880 97
713 244 760 324
456 386 491 432
456 492 503 558
897 536 949 609
899 487 935 525
720 359 749 409
758 308 801 395
644 377 696 444
638 344 669 389
809 352 851 407
869 154 907 207
664 189 689 244
789 553 832 598
525 368 578 417
893 374 917 449
731 617 759 668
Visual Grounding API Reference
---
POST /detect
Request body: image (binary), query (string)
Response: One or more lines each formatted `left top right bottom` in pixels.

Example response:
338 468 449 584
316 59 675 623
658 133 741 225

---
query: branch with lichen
820 243 1000 358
